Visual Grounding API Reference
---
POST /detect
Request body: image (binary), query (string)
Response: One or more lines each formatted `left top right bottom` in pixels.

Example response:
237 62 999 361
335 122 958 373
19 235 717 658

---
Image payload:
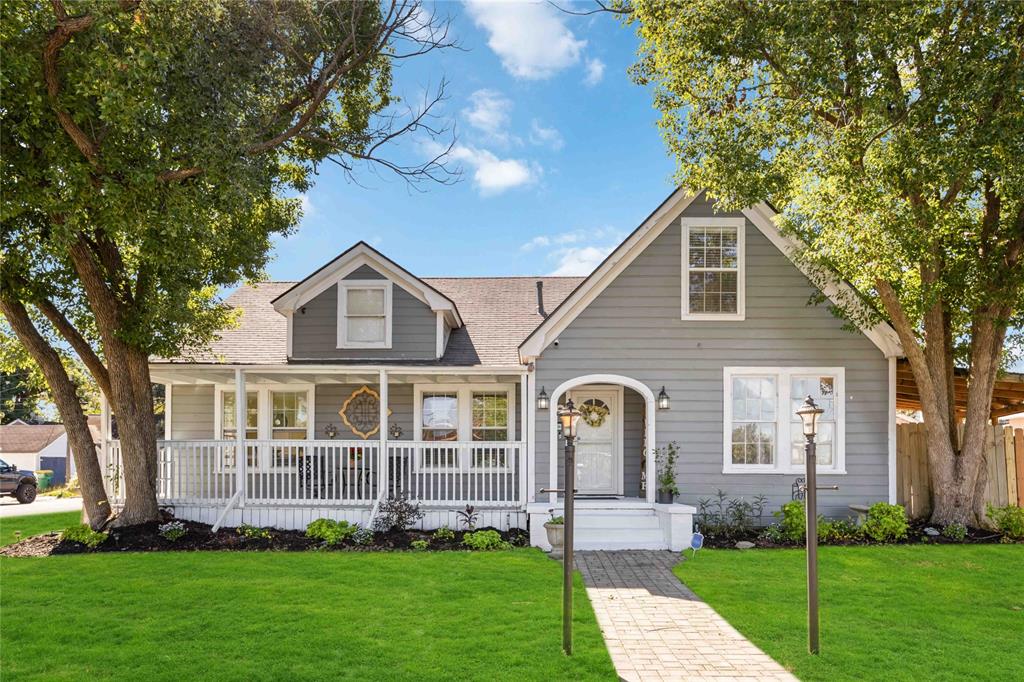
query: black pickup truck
0 459 37 504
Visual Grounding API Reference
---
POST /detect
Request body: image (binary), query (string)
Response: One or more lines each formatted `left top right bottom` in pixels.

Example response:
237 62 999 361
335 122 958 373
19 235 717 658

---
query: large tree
622 0 1023 524
1 0 455 527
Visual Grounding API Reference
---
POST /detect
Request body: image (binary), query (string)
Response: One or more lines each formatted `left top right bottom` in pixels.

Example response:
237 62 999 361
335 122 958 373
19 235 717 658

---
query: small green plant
351 528 374 546
942 521 968 542
60 524 109 549
158 521 187 542
775 500 807 543
410 539 429 551
862 502 909 542
547 514 564 525
697 490 768 539
819 519 860 543
456 505 480 530
987 504 1024 540
306 518 358 545
655 441 680 496
433 526 456 542
462 529 512 551
237 524 272 540
759 524 785 543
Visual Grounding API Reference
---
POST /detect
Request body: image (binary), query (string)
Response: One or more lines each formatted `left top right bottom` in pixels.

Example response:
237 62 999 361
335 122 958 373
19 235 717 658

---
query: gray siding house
107 189 902 550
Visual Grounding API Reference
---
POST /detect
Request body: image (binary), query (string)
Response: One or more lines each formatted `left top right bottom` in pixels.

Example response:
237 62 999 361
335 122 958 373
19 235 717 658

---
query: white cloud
449 144 538 195
529 119 564 151
583 57 605 86
463 89 514 143
550 246 613 276
464 0 586 79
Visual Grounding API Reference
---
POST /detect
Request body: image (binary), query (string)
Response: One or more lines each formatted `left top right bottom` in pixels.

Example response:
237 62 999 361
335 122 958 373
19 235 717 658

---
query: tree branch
34 297 112 398
43 4 98 165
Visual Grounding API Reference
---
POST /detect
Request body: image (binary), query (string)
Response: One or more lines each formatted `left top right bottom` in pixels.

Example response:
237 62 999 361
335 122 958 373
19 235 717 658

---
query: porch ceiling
150 366 524 386
896 359 1024 419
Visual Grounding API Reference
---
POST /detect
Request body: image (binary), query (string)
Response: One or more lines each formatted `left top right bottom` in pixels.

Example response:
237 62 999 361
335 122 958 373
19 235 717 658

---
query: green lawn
676 545 1024 681
0 511 82 546
1 546 615 681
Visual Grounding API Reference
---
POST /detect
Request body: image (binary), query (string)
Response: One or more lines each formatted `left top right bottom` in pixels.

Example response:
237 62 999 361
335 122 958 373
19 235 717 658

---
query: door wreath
579 399 609 428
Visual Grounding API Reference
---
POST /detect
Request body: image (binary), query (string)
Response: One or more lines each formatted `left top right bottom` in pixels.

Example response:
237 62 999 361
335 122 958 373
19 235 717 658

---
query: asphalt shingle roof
158 277 583 367
0 424 66 454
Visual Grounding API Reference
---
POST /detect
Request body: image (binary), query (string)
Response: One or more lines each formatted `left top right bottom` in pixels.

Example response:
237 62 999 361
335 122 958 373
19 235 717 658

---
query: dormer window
681 217 745 320
337 280 392 349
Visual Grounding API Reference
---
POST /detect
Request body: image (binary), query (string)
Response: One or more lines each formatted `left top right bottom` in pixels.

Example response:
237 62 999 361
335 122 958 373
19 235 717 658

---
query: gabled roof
518 188 903 361
0 423 66 454
270 241 463 327
153 277 582 367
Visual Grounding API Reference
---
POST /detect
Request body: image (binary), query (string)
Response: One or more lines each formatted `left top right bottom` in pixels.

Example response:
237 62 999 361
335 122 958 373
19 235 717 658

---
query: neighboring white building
0 417 101 483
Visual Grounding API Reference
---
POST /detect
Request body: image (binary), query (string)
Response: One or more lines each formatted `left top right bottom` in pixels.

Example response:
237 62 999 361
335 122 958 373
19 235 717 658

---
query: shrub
775 501 807 543
862 503 909 542
237 524 272 540
942 522 968 542
410 539 429 551
306 519 358 545
655 441 680 495
433 526 456 542
61 524 109 548
373 494 424 532
698 490 768 539
158 521 187 542
987 504 1024 540
351 528 374 546
819 519 860 543
759 524 785 543
462 530 512 551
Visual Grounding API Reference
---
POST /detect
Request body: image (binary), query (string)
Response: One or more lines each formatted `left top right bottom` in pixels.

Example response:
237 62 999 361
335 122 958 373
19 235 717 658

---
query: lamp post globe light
557 398 581 655
795 395 825 655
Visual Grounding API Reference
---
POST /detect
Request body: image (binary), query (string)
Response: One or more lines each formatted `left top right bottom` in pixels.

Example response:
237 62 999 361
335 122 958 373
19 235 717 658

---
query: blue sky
269 1 676 281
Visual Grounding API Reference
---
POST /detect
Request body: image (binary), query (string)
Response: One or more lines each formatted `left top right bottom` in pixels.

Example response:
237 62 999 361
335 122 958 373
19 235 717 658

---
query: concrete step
573 512 661 530
574 526 665 548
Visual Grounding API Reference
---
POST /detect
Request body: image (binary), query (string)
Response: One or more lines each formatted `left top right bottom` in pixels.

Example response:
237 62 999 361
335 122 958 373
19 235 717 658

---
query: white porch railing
106 439 524 508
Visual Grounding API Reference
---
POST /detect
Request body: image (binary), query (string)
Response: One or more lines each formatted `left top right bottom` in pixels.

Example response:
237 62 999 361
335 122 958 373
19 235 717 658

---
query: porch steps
572 508 664 550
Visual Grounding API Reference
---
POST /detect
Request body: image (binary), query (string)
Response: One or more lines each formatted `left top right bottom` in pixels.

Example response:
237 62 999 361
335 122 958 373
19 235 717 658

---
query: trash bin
34 470 53 490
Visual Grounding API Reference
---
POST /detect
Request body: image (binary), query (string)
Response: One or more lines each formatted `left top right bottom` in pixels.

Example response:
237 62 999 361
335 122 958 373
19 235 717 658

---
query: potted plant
543 511 565 559
655 441 680 504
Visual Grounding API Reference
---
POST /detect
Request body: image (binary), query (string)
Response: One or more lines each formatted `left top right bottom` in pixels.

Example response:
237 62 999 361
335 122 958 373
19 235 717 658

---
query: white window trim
214 384 315 471
337 280 393 349
413 383 516 473
722 367 845 475
681 217 746 321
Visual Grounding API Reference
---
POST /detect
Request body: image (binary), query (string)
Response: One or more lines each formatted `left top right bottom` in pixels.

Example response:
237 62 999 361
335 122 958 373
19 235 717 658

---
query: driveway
0 496 82 518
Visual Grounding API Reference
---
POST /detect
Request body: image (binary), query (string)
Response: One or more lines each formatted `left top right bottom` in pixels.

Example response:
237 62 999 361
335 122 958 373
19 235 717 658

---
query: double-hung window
723 367 845 474
682 217 745 320
220 390 258 468
271 390 309 467
337 280 392 349
414 385 515 471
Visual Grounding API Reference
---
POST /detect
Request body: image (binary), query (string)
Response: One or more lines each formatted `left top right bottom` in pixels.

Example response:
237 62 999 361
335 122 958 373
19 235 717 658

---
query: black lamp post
796 395 825 655
557 398 582 655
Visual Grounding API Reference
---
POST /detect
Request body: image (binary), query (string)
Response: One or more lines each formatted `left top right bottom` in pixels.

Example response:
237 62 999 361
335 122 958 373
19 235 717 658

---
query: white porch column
646 394 656 505
163 383 172 440
519 373 528 506
378 369 388 500
235 368 247 507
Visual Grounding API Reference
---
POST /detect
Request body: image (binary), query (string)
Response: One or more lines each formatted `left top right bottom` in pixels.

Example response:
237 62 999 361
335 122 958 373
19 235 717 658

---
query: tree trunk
0 298 112 529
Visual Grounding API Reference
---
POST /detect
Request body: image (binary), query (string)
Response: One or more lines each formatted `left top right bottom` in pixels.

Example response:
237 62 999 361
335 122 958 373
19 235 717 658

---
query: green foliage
351 528 374 546
432 526 456 542
461 530 512 551
305 518 358 545
818 519 860 544
862 503 909 542
60 524 108 548
655 441 680 494
698 490 768 539
373 495 424 533
775 501 807 543
0 328 99 422
410 539 429 551
547 515 564 525
986 504 1024 540
942 522 968 542
236 524 271 541
158 521 186 542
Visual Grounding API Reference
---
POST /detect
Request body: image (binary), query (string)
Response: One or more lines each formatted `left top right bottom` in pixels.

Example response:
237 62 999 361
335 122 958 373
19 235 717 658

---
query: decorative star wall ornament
339 385 392 440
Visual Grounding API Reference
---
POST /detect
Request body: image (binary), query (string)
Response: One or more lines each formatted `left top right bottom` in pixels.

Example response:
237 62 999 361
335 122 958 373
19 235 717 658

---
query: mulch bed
699 519 1007 549
0 519 529 558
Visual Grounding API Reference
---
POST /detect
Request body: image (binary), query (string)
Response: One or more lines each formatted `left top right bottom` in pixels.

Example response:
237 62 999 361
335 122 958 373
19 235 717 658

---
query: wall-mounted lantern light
323 423 339 440
389 422 403 439
537 386 550 410
657 386 671 411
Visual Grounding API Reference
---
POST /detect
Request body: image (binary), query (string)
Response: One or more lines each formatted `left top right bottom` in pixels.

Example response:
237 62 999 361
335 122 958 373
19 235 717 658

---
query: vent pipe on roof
536 280 547 318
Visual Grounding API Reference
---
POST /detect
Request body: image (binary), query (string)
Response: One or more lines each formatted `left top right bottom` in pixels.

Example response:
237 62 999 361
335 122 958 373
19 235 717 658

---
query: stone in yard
924 527 940 536
735 541 756 549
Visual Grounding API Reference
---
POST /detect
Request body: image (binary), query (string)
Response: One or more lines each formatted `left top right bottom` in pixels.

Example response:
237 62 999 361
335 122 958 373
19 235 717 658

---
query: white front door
568 387 622 495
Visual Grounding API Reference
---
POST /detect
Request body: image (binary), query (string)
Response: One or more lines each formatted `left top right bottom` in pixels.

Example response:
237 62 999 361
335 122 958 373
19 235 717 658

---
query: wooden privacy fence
897 423 1024 519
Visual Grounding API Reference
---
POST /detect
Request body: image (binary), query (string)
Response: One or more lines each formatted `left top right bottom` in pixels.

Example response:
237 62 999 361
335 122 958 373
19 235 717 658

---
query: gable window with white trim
681 217 745 320
414 384 515 471
723 367 845 474
337 280 392 349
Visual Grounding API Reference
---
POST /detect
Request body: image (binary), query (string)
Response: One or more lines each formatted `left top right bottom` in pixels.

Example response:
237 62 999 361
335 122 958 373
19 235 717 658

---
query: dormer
271 242 462 361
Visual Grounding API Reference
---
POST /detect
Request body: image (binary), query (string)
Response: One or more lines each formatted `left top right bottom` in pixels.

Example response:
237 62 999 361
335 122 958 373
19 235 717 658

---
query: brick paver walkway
576 551 796 681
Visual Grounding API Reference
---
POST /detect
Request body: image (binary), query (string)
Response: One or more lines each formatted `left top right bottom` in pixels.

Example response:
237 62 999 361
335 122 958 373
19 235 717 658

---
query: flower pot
544 522 564 559
656 490 675 504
